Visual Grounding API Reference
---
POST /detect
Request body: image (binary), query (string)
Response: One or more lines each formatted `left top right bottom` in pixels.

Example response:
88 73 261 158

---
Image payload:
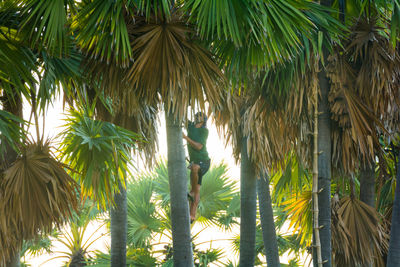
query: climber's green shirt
187 122 209 163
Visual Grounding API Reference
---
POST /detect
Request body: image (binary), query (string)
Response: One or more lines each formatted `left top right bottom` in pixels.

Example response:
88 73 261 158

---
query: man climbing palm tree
183 112 211 223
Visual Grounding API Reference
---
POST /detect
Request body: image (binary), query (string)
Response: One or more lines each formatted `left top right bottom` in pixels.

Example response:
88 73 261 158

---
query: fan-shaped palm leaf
151 160 239 227
59 109 140 207
196 163 239 227
72 0 132 66
336 196 389 266
0 1 37 91
125 10 225 118
0 141 78 263
19 0 72 56
126 177 162 248
282 190 313 246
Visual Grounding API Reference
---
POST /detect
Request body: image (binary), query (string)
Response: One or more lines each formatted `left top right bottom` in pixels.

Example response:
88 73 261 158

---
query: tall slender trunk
316 67 332 267
239 137 257 267
2 93 22 267
110 180 127 267
359 163 375 267
315 2 332 266
386 150 400 267
165 110 194 267
359 163 375 207
257 174 280 267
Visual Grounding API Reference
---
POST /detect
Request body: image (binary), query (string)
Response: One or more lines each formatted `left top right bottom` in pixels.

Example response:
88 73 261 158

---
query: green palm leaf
0 110 26 156
197 163 239 227
126 177 162 248
72 0 132 66
20 0 71 56
59 109 140 207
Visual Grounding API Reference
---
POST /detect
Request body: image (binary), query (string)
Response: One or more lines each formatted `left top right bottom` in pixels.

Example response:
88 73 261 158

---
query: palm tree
0 2 84 264
91 89 159 267
59 104 143 266
72 1 344 265
257 174 280 267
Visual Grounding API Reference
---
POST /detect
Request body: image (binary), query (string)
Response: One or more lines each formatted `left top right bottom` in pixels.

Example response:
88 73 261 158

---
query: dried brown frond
334 196 389 266
331 193 352 265
0 141 78 262
327 16 400 173
89 11 225 121
212 71 311 173
94 91 160 167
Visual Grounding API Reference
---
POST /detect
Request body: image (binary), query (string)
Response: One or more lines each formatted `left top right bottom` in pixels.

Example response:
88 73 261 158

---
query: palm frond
0 110 26 157
37 46 83 110
59 110 140 207
326 16 400 173
72 0 132 66
20 0 70 56
125 11 225 119
282 190 313 246
334 196 389 266
185 0 312 52
197 163 239 227
126 177 163 248
0 141 78 263
93 89 160 167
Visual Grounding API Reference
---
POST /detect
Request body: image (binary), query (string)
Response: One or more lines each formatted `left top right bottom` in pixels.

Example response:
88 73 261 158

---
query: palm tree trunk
2 93 22 267
359 163 375 267
359 163 375 207
257 174 280 267
315 67 332 267
315 2 332 265
165 110 194 267
386 150 400 267
110 180 127 267
239 137 257 267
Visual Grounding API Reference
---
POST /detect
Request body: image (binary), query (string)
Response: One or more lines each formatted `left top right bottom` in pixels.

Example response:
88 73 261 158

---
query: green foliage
43 200 105 267
21 234 54 258
196 163 239 227
72 0 132 66
0 110 26 156
88 247 157 267
59 109 141 207
126 177 162 248
19 0 70 55
125 160 239 265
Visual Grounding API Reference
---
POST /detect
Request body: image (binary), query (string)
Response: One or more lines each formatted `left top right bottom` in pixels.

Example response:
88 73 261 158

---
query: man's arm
183 134 203 150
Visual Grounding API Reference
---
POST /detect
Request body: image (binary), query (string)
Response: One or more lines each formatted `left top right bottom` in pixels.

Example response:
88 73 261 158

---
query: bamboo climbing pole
313 76 323 267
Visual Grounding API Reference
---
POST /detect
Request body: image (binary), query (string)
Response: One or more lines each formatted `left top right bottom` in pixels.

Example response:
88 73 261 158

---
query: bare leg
189 164 201 221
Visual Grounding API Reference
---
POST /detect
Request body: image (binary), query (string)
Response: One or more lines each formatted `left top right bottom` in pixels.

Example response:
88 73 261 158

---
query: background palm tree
257 174 280 267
